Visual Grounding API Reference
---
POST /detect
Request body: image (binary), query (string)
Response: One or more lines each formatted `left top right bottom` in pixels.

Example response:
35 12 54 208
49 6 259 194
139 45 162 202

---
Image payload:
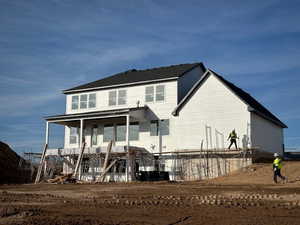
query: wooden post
73 142 86 179
35 121 50 184
99 140 113 182
98 159 118 182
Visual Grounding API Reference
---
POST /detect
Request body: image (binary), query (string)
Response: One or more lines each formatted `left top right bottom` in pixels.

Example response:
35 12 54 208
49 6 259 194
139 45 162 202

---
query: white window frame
71 95 79 110
145 85 165 103
108 89 127 106
71 93 97 111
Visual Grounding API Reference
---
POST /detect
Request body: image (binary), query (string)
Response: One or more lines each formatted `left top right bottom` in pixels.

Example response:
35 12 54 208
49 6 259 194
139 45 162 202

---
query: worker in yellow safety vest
273 153 286 183
227 129 238 150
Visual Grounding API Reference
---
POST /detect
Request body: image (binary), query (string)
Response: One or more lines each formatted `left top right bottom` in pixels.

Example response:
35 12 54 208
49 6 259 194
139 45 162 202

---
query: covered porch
39 106 155 182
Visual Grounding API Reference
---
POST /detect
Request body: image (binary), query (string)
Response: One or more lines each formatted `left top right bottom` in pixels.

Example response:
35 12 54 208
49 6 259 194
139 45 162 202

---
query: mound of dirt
207 161 300 185
0 141 36 184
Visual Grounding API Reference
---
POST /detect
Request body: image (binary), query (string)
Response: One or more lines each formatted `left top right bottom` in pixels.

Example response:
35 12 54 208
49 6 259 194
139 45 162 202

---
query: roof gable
173 69 287 128
64 63 205 93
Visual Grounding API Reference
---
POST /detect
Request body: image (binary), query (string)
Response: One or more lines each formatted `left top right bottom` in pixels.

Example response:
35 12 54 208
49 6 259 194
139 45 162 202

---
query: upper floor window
145 86 154 102
145 85 165 103
80 94 88 109
71 96 79 110
156 85 165 102
71 93 96 110
109 90 127 106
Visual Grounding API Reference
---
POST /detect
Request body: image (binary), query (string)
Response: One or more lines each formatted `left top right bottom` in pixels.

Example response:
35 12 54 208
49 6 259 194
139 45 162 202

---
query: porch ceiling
44 106 147 126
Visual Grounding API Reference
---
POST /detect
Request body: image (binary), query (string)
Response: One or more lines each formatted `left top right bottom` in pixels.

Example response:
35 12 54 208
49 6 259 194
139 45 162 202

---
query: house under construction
35 62 287 183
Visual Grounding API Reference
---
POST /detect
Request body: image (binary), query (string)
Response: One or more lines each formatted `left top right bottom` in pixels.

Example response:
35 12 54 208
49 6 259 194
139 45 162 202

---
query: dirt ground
1 162 300 225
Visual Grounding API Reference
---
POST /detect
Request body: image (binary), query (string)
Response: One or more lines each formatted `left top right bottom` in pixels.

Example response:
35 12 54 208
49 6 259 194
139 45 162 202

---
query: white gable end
174 73 251 150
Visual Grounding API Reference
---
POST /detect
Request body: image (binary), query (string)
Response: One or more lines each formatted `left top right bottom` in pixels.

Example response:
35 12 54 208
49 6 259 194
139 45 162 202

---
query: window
88 93 96 108
116 123 139 141
145 85 165 103
71 93 96 110
91 125 98 146
145 86 154 102
129 123 139 141
150 120 169 136
160 119 169 135
71 96 79 110
156 85 165 102
150 120 159 136
116 124 126 142
103 124 114 142
80 94 88 109
69 127 78 144
109 90 127 106
118 90 127 105
109 91 117 106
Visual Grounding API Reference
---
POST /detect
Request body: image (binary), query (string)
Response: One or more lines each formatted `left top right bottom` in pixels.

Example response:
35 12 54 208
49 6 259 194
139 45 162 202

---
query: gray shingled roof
64 63 205 93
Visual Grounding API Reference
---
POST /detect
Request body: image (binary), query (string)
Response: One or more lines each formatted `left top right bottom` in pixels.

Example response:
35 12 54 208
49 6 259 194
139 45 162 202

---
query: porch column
45 121 49 145
78 119 84 179
125 115 130 182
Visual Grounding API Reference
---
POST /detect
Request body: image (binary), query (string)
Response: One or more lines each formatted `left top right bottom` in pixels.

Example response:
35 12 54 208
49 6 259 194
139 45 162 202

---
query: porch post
45 121 49 145
125 115 130 182
79 119 84 179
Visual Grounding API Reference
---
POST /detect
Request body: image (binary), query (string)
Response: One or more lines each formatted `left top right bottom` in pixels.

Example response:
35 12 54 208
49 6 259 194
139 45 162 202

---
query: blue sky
0 0 300 154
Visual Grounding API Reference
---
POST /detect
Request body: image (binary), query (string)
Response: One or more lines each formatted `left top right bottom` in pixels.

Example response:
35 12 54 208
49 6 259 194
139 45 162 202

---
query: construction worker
227 129 238 150
273 153 286 183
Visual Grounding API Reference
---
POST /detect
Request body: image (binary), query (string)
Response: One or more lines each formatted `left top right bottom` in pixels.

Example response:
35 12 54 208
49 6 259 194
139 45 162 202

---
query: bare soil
1 162 300 225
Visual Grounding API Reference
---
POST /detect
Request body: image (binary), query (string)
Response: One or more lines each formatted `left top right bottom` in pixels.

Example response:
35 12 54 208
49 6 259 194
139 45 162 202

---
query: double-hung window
88 93 96 108
109 90 127 106
156 85 165 102
145 86 154 103
91 125 98 146
71 96 79 110
145 85 165 103
80 94 88 109
118 90 127 105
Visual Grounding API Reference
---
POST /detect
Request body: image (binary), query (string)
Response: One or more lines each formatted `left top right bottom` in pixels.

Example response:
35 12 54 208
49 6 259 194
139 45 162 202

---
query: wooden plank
98 159 118 182
72 142 86 179
98 141 113 182
35 143 48 184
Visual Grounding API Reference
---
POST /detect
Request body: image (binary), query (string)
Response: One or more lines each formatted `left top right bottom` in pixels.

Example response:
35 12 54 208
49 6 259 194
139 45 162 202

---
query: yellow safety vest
273 158 283 169
229 132 237 139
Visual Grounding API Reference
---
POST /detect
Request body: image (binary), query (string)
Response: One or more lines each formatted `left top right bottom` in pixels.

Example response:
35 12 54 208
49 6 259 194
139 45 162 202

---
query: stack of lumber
47 173 76 184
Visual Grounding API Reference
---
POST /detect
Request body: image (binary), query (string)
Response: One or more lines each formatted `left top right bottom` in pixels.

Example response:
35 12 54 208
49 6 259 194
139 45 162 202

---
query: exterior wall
173 74 251 150
251 113 284 154
64 80 178 152
177 66 204 103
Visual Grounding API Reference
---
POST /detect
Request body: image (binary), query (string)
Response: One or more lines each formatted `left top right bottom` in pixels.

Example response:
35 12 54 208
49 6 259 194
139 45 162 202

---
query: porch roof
44 106 147 124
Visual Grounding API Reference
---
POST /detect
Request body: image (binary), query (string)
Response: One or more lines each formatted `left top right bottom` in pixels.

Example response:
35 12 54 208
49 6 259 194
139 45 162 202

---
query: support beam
35 121 49 184
73 119 85 179
99 140 113 182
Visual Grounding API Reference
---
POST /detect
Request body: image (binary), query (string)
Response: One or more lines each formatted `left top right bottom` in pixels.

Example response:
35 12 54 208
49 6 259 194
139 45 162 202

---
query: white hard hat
274 153 279 157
